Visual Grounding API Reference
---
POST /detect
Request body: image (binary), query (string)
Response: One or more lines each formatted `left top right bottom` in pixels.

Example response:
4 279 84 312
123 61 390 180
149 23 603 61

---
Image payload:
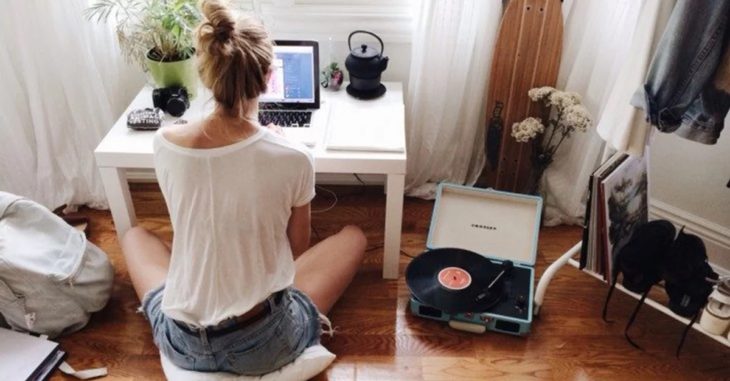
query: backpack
0 191 114 338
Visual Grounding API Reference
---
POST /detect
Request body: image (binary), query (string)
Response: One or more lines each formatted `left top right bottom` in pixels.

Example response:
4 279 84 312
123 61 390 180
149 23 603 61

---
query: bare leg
121 226 171 302
294 225 367 315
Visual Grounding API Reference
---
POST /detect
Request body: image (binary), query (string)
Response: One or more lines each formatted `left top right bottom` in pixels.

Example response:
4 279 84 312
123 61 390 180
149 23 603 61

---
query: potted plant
86 0 201 97
320 62 344 91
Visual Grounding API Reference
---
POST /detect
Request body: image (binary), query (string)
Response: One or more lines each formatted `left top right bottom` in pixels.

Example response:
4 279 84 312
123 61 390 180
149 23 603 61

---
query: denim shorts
141 285 322 376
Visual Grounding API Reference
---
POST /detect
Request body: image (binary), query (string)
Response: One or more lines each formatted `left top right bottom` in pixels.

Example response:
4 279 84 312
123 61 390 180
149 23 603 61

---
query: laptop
258 40 328 147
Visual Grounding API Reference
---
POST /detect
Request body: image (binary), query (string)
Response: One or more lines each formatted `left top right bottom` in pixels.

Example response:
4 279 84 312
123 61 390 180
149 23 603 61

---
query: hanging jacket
631 0 730 144
0 191 113 338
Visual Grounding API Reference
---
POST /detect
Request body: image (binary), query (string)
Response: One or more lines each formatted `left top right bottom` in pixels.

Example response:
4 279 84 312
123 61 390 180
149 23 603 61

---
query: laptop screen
260 42 319 108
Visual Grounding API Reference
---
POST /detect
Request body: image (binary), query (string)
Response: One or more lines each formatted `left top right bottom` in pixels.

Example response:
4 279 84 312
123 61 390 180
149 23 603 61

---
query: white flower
511 117 545 143
564 92 582 104
561 104 592 132
548 90 580 110
528 86 556 102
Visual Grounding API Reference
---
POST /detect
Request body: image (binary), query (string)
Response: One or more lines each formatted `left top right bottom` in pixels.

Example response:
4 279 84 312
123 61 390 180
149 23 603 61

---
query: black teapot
345 30 389 98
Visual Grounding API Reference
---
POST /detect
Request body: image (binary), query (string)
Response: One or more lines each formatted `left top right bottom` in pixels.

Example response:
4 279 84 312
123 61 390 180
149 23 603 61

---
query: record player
407 184 542 336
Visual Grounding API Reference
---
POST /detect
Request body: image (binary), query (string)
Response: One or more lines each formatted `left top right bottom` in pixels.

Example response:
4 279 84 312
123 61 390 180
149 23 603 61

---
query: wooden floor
52 184 729 380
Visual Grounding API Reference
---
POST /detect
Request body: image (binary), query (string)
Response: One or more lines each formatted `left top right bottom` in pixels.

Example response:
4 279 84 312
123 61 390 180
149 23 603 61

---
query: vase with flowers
511 87 593 195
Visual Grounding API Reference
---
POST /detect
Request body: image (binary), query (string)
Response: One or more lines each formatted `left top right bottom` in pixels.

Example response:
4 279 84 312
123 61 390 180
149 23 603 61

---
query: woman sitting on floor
121 0 366 375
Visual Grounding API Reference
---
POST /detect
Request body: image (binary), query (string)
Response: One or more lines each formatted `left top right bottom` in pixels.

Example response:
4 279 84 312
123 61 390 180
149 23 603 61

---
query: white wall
650 116 730 272
260 0 415 89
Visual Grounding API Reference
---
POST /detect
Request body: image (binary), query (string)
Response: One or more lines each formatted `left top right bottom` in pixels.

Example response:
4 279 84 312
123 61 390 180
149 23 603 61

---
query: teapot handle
348 30 384 56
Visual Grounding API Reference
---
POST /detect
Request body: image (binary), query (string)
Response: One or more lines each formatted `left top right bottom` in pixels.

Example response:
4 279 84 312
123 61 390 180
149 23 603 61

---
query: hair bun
200 0 235 42
196 0 273 114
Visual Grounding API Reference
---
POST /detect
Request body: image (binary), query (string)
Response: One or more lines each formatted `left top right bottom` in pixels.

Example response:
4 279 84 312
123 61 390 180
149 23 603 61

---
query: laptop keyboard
258 111 312 128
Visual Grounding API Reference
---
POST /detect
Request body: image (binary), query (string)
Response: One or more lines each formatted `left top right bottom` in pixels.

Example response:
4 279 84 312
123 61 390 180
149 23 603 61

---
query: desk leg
99 167 137 242
383 174 405 279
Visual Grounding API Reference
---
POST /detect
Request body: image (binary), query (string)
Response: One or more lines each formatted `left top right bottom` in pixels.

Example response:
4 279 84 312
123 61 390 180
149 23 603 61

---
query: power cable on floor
312 185 338 213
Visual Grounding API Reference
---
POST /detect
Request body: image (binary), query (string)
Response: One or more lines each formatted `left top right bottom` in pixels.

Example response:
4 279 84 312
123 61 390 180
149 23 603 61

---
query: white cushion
159 345 335 381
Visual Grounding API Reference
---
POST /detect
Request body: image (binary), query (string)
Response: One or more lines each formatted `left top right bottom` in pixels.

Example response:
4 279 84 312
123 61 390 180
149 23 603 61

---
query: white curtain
541 0 675 225
0 0 144 210
405 0 502 198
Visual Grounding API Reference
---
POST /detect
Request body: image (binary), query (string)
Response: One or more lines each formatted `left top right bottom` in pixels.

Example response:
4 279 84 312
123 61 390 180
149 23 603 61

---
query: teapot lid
352 43 380 59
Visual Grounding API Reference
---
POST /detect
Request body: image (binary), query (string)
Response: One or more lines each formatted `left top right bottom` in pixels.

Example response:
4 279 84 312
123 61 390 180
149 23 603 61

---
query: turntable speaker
406 184 542 336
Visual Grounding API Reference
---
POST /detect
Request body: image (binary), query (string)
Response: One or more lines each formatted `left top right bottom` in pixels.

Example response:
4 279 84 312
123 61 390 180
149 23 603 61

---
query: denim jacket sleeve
631 0 730 144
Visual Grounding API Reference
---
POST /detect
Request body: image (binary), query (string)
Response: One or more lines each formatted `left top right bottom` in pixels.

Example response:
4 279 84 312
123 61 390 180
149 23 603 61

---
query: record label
437 267 472 290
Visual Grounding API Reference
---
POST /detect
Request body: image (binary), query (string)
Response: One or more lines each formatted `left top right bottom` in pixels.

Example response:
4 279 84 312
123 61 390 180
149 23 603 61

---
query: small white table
95 82 407 279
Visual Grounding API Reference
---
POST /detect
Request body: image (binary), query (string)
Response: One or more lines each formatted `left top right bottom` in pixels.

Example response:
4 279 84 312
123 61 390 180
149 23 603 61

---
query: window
232 0 415 43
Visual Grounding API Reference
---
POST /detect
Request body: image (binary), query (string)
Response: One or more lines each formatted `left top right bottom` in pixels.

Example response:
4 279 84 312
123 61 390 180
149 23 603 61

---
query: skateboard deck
483 0 563 193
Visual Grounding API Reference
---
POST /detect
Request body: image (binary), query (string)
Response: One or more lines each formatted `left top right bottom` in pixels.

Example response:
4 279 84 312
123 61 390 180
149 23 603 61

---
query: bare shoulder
159 121 203 148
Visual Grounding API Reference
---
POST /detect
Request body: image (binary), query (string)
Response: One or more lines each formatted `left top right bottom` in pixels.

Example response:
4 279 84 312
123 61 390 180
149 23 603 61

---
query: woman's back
154 125 315 326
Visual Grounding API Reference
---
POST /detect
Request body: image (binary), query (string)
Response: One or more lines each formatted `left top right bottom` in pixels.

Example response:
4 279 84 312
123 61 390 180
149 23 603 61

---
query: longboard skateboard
483 0 563 193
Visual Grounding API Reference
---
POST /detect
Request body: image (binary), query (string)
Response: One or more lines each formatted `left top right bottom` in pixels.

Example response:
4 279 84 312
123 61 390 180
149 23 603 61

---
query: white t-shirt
152 125 315 326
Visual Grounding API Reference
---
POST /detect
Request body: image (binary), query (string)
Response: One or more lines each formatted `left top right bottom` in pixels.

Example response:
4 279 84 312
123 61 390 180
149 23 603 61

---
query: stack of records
0 327 66 380
580 151 649 282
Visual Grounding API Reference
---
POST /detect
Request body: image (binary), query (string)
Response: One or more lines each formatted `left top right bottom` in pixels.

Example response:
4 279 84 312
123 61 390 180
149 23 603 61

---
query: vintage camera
152 86 190 117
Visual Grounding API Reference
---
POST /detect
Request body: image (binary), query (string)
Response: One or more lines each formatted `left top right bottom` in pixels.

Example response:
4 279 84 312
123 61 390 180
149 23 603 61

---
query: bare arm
287 203 311 258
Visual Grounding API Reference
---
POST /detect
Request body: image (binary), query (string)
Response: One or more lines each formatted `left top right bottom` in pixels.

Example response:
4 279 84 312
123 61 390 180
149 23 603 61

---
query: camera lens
166 97 187 117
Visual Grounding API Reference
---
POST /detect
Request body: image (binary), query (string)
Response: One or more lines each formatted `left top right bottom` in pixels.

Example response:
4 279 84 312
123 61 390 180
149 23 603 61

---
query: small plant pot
321 63 344 91
145 51 198 99
328 72 344 91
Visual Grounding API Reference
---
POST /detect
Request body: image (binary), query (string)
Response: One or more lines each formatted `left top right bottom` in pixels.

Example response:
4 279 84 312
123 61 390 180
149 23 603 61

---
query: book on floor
0 327 66 381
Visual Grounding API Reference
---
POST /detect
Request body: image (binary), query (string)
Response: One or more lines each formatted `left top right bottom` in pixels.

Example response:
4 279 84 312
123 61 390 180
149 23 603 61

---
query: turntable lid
427 184 542 266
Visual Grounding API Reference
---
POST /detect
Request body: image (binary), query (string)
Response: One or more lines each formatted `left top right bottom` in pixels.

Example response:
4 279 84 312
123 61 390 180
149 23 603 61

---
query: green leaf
84 0 200 67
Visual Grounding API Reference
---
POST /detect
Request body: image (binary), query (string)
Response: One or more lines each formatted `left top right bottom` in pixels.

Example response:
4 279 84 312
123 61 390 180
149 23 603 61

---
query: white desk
95 82 406 279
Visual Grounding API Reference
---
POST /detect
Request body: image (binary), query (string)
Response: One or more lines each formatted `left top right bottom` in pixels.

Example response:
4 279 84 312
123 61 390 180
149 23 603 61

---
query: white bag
0 192 113 338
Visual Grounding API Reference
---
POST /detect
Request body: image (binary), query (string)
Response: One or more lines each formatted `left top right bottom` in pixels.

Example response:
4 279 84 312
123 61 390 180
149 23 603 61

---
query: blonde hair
196 0 273 117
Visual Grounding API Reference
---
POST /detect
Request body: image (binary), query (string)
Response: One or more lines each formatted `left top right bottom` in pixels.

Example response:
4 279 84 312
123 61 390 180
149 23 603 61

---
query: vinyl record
406 248 504 314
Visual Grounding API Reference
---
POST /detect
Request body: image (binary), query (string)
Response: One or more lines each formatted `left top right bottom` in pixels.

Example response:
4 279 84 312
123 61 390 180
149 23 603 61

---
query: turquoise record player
408 183 542 336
